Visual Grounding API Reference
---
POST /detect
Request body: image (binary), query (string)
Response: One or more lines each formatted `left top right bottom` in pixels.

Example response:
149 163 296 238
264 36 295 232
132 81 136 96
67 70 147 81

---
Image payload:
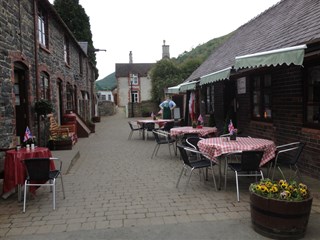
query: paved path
1 108 320 239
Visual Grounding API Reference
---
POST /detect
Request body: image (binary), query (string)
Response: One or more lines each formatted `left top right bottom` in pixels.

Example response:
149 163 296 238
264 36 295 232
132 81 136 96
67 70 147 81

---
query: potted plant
86 120 95 133
34 99 54 116
249 178 312 239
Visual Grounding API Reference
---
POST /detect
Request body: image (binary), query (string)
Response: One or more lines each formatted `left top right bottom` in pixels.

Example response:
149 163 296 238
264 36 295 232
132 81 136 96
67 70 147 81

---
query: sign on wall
237 77 246 94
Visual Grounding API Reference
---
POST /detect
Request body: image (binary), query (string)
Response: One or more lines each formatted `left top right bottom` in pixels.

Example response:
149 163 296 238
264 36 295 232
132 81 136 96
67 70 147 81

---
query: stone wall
98 101 116 116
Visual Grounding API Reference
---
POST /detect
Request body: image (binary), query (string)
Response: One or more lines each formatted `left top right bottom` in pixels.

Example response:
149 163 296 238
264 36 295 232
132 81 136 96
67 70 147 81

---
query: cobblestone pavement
1 108 320 239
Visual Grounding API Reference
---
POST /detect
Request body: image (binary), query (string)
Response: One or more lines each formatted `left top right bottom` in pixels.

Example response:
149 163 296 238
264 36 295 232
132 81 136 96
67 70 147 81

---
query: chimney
162 40 170 59
129 51 133 63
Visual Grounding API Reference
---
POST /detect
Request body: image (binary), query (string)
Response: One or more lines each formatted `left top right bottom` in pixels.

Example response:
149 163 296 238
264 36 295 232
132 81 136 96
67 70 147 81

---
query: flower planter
92 116 101 123
250 192 312 239
47 139 73 151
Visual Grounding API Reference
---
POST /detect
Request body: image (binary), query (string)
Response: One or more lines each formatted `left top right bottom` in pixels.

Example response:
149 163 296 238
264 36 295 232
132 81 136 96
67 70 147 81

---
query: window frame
64 35 70 65
304 63 320 128
131 90 139 103
130 74 139 85
38 6 48 48
40 72 50 100
251 73 272 121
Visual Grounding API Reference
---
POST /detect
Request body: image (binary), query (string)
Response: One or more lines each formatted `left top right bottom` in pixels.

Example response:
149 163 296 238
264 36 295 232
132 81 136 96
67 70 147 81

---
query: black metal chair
151 130 176 159
176 145 217 193
161 121 175 132
127 121 143 140
144 122 156 141
186 137 204 151
225 151 264 202
270 142 305 181
22 157 65 212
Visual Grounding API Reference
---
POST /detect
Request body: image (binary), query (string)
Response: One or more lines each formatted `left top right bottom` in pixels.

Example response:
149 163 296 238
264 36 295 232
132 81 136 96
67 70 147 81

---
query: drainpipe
33 0 41 143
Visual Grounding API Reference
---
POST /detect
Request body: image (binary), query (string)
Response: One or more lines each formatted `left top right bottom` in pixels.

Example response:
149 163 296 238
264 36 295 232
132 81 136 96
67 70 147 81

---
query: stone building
0 0 97 168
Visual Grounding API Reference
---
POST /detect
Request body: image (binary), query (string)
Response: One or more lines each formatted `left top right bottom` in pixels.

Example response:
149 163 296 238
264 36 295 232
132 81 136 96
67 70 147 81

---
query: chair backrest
290 142 305 165
128 121 137 130
186 137 203 150
145 122 155 131
241 151 264 171
177 145 192 167
23 158 51 181
162 121 174 132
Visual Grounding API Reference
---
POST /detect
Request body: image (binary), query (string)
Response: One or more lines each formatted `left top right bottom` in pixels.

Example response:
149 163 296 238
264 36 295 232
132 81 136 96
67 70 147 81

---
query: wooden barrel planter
250 192 313 239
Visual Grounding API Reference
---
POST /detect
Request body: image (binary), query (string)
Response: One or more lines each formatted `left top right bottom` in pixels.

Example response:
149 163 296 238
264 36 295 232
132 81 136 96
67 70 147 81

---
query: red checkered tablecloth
198 137 276 166
170 126 217 137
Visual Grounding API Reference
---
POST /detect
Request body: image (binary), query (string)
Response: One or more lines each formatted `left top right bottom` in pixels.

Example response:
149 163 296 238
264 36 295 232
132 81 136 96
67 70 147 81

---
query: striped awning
179 81 199 92
200 67 231 85
167 84 182 94
234 45 307 70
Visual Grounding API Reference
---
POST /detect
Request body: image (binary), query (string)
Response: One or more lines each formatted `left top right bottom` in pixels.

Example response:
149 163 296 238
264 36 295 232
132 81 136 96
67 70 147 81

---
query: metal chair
176 145 217 193
127 121 143 140
22 157 65 212
151 130 176 159
270 142 305 181
225 151 264 202
144 122 156 141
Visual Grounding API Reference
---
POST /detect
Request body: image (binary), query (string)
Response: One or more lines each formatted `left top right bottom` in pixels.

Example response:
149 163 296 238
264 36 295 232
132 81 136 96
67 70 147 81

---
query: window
101 95 106 101
306 65 320 125
40 72 50 99
252 74 272 120
64 36 70 65
131 90 139 103
130 74 138 85
204 85 214 114
38 7 48 48
66 83 73 110
108 94 112 101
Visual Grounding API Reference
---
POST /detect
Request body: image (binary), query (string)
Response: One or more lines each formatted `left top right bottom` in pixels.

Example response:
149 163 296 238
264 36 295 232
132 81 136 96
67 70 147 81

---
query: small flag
228 120 234 133
151 112 154 118
198 114 203 123
23 126 32 142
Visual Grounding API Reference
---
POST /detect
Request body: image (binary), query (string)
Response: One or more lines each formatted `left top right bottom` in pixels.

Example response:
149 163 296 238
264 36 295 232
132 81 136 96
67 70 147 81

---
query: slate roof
96 72 117 91
115 63 155 77
186 0 320 82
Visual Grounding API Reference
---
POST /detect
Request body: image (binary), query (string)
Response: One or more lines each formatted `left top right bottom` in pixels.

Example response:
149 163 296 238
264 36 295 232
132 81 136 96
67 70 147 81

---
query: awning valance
167 84 181 94
200 67 231 85
179 81 198 92
234 45 307 70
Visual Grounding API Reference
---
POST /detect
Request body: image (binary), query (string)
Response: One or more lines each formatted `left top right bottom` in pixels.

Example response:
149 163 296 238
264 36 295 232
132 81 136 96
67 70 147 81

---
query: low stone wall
127 101 159 118
98 101 116 116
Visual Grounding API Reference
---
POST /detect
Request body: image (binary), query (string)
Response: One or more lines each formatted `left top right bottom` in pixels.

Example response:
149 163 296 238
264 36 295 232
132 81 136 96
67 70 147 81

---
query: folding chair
128 121 143 140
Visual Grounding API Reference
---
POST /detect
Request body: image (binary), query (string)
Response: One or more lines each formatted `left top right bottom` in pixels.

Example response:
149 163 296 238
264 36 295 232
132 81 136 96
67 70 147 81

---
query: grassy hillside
174 32 233 64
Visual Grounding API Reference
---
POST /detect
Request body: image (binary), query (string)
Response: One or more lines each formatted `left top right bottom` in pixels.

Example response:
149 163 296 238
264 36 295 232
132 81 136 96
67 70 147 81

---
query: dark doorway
14 64 29 143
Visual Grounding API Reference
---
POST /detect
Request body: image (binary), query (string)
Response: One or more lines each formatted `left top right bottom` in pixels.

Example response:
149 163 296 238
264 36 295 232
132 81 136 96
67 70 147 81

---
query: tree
150 59 181 103
53 0 97 67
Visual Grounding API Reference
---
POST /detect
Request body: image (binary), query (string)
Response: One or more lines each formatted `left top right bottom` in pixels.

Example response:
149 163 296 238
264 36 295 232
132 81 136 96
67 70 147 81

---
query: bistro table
170 126 218 138
2 147 53 201
137 119 174 140
198 137 277 189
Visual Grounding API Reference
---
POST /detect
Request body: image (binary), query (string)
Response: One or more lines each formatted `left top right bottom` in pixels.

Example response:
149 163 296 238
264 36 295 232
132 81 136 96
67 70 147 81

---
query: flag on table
198 114 203 123
228 120 234 133
23 126 32 142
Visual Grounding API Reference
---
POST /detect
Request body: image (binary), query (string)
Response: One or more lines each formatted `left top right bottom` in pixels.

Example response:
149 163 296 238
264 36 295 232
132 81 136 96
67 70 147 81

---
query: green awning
200 67 231 85
234 45 307 70
179 81 198 92
167 84 181 94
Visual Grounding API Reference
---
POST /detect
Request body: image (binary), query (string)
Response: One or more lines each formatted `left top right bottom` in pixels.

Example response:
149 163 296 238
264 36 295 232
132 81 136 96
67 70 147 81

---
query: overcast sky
50 0 281 80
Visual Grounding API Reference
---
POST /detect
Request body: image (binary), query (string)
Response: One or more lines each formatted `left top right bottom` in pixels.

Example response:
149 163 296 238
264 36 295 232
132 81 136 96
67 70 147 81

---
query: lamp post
130 80 134 117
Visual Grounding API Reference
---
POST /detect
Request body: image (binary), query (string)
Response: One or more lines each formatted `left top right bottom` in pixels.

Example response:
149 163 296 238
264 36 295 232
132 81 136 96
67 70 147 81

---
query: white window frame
130 74 138 85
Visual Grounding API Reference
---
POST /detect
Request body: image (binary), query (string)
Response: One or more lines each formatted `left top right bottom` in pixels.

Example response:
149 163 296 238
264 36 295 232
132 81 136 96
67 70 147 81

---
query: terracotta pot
250 192 312 239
